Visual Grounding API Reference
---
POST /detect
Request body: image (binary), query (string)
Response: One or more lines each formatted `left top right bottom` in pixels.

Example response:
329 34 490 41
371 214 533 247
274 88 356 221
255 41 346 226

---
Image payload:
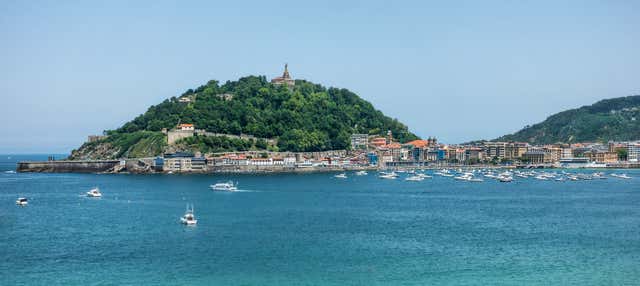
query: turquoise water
1 155 640 285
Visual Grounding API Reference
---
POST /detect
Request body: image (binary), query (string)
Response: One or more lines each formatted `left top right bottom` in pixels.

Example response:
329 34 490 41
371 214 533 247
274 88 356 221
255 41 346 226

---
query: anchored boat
210 181 238 191
16 197 28 206
334 173 348 179
180 204 197 225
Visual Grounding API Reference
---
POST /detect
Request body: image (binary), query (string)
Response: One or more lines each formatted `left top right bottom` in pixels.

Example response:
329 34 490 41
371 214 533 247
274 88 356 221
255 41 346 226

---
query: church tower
271 64 295 87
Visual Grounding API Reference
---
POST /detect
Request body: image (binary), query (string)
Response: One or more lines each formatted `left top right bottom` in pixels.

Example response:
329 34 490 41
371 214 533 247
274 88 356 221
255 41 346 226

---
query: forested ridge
115 76 417 152
496 95 640 144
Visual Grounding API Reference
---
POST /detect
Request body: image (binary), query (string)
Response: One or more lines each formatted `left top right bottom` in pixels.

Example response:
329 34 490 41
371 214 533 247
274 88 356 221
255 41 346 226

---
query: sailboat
180 204 197 225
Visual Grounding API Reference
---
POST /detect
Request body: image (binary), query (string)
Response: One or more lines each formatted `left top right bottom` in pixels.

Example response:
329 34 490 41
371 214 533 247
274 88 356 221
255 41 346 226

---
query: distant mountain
70 75 417 159
496 95 640 144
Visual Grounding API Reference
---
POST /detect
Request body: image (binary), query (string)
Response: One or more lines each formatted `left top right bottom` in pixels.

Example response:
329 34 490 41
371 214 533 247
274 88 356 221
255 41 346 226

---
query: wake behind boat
210 181 238 191
611 173 632 179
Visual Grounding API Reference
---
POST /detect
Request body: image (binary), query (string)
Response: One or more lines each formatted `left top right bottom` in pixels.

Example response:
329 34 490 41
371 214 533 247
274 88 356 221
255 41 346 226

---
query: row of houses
367 136 640 166
152 131 640 171
154 151 372 172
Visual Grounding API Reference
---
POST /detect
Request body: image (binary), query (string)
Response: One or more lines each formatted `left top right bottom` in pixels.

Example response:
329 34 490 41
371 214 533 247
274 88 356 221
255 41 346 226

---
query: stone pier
17 160 121 173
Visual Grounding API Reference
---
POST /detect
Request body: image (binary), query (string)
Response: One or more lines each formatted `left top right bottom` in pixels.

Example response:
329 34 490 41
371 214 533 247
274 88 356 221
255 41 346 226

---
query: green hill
70 76 417 159
496 95 640 144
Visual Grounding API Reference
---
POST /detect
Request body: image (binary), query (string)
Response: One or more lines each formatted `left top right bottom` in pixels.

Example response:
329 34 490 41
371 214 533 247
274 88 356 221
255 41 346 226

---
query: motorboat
454 174 483 182
355 170 368 176
334 173 348 179
210 181 238 191
86 187 102 197
498 176 513 182
405 175 424 181
16 197 28 206
434 169 453 177
4 170 16 174
180 204 197 225
379 172 398 179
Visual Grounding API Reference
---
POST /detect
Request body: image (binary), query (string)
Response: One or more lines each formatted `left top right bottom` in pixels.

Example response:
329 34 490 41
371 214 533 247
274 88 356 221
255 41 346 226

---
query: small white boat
498 176 513 182
4 170 16 174
454 174 483 182
210 181 238 191
86 187 102 197
355 170 368 176
379 172 398 179
454 175 470 181
180 204 197 225
16 197 28 206
334 173 348 179
405 175 424 181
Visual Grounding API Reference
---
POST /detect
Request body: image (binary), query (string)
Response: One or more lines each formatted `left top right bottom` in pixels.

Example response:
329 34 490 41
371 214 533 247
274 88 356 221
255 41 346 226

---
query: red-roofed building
371 137 387 147
405 140 428 148
178 123 194 131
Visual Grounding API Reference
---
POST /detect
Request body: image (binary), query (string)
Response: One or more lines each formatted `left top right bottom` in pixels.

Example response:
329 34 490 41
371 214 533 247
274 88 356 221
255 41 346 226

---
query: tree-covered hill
496 95 640 144
71 76 417 159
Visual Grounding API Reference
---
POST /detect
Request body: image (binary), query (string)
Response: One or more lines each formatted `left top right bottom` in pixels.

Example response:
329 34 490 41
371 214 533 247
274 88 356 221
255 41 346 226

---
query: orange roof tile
384 143 402 149
405 139 428 148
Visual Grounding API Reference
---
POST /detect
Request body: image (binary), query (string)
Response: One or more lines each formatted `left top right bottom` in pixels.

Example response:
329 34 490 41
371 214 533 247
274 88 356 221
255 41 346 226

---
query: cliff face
69 142 121 160
69 131 167 160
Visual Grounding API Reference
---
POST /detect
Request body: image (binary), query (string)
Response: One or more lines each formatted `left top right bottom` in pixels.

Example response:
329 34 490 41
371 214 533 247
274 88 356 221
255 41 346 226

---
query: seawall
17 160 121 173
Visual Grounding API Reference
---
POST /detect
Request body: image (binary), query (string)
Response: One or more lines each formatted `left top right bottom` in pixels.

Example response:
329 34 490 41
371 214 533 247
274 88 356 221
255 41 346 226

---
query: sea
1 154 639 285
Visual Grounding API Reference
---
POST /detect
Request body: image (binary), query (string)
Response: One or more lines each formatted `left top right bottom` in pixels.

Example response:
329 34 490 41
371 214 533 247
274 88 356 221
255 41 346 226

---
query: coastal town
137 128 640 173
17 65 640 174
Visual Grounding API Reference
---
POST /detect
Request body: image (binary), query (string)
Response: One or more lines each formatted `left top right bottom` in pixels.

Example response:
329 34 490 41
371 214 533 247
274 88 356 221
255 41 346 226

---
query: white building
284 157 296 166
178 124 195 131
350 134 368 150
164 157 192 171
628 142 640 162
250 158 273 166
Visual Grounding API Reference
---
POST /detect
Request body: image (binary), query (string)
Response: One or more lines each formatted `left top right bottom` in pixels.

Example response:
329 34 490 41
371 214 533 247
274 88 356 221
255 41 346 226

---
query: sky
1 0 639 153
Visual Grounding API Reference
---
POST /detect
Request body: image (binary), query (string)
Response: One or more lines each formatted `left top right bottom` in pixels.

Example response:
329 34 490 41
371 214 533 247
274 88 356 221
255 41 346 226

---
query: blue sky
1 0 639 153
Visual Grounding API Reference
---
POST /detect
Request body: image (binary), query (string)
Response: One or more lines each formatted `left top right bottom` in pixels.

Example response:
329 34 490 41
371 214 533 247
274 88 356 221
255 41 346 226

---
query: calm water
1 155 640 285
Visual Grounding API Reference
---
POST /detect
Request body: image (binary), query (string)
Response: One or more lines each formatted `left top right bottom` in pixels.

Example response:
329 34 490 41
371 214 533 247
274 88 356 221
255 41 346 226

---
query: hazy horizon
2 1 639 153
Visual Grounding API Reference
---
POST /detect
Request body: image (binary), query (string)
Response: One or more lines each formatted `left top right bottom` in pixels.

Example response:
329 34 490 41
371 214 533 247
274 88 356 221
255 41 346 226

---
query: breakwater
17 160 121 173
